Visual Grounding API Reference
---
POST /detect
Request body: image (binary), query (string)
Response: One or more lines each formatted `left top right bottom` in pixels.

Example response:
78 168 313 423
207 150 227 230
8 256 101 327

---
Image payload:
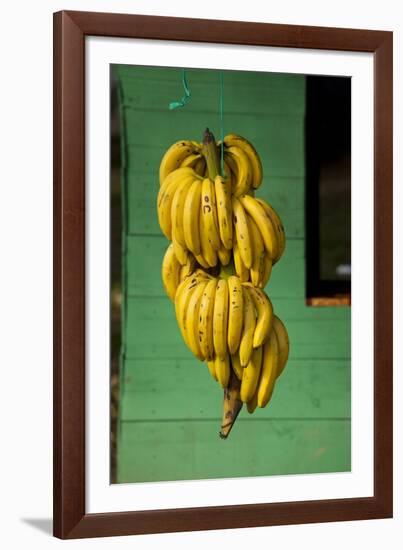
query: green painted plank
118 79 306 116
125 235 167 297
116 65 305 91
266 239 306 297
117 419 351 483
124 296 350 360
120 358 351 421
125 236 304 298
125 173 304 238
123 113 304 179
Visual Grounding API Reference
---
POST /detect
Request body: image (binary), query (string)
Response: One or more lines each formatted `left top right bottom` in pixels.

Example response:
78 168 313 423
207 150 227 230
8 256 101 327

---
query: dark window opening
305 75 351 304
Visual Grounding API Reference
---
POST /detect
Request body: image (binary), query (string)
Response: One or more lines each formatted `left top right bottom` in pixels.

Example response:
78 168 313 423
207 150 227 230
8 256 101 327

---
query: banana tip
219 418 238 439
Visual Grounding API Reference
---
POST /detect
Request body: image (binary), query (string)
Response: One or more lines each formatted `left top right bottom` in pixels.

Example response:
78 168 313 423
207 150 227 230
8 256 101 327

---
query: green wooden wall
114 66 351 483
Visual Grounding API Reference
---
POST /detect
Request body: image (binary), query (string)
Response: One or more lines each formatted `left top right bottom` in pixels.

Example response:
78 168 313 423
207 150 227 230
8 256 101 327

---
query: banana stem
219 370 243 439
202 130 242 438
202 128 221 179
219 260 235 279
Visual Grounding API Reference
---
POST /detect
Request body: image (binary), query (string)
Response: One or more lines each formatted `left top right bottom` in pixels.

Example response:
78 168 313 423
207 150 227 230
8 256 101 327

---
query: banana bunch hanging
157 129 289 438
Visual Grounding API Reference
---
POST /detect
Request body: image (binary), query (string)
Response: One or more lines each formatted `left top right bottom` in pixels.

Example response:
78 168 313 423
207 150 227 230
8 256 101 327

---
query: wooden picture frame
53 10 393 539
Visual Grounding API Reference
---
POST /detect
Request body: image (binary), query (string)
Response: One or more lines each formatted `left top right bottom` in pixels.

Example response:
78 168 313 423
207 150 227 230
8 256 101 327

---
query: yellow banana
260 254 273 288
224 134 263 189
183 178 202 256
159 140 199 184
240 346 263 403
213 278 229 359
157 170 195 239
223 153 238 183
239 287 256 367
206 359 218 381
161 244 181 301
244 283 273 348
201 178 221 250
239 195 279 260
231 353 244 381
174 274 196 314
257 329 279 407
232 197 253 269
272 315 289 378
172 230 188 265
246 389 258 414
233 238 249 282
175 275 203 348
198 279 218 360
194 156 206 177
199 198 218 267
227 276 244 354
215 354 230 388
195 253 210 269
217 243 231 266
174 268 209 306
180 152 202 169
174 269 200 306
186 280 208 360
159 166 196 192
171 176 194 246
256 198 286 262
211 184 221 248
247 214 265 287
225 146 252 196
214 175 233 250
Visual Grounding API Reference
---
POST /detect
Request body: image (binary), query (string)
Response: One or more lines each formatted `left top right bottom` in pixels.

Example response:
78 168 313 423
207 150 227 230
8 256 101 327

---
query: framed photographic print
53 10 393 539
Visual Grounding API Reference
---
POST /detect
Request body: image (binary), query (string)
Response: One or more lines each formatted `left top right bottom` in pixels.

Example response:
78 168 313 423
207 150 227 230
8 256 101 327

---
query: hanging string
169 69 191 110
169 69 225 177
219 71 225 176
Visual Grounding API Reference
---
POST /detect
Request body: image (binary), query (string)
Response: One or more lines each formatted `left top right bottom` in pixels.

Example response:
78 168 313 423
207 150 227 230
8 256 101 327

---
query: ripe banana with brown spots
239 194 279 260
214 175 233 250
213 278 229 359
198 278 218 360
240 345 263 403
227 276 244 354
159 140 200 184
161 244 181 301
243 283 273 348
224 133 263 189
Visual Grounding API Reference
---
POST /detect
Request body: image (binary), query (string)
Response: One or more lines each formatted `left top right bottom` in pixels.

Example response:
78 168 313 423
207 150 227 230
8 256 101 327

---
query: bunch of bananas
157 175 284 274
159 133 262 193
157 130 289 436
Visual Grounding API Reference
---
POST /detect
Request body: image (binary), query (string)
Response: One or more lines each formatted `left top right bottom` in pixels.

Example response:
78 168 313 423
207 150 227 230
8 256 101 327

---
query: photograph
110 65 352 484
1 0 398 545
51 9 392 539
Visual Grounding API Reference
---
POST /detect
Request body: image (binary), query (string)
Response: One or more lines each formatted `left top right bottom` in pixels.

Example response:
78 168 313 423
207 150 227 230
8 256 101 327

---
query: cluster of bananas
158 164 284 275
158 131 289 419
159 134 262 193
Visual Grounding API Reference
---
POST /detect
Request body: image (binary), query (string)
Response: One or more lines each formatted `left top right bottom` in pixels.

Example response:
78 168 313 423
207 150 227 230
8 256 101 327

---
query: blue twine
168 69 225 178
169 69 191 110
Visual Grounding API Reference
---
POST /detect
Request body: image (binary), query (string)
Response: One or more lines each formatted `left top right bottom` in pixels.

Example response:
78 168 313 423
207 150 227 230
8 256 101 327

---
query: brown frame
53 10 393 539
